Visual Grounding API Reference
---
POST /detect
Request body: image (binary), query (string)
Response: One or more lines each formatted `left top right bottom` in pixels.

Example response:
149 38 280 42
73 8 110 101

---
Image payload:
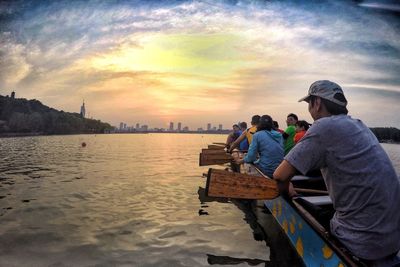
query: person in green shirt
283 113 298 155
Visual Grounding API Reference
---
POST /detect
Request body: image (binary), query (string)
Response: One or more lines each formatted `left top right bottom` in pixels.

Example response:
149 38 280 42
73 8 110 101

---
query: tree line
0 95 112 135
369 127 400 143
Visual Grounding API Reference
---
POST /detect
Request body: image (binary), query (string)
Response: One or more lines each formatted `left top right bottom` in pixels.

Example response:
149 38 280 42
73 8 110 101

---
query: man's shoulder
314 115 364 130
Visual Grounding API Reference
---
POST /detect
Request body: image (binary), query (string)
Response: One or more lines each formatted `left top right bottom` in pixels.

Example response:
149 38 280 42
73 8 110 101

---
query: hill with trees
0 95 112 136
370 127 400 143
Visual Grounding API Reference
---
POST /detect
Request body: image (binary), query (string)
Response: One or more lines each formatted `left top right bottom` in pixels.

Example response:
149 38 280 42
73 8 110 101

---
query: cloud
0 0 399 128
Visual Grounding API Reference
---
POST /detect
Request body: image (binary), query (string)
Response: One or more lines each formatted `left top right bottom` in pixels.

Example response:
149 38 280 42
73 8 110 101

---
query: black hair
257 115 273 132
232 124 239 128
287 113 298 121
296 120 310 131
309 95 348 115
273 120 279 129
251 115 261 125
239 121 247 129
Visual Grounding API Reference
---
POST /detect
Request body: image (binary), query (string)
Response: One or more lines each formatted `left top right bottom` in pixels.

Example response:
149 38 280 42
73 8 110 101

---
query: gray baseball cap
298 80 347 107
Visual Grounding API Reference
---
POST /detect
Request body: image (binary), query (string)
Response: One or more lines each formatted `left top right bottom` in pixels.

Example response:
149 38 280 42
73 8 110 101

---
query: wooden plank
199 153 232 166
205 168 279 199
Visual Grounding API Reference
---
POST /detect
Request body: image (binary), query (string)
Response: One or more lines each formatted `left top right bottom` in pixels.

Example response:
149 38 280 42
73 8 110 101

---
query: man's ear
316 97 322 111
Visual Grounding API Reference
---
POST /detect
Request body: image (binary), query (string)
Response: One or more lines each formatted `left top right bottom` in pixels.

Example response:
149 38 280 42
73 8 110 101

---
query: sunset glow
1 1 399 128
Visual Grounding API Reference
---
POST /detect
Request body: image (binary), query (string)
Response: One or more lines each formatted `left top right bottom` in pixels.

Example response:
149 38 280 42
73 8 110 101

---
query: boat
201 148 367 267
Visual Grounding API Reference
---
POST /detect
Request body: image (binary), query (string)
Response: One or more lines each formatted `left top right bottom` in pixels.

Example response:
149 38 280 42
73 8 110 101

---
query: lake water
0 134 399 267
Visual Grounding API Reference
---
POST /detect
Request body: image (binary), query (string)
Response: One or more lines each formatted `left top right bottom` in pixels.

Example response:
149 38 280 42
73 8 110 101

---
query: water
0 134 398 267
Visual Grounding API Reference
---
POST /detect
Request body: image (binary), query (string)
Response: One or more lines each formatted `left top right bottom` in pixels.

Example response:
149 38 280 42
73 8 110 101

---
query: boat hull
264 197 346 267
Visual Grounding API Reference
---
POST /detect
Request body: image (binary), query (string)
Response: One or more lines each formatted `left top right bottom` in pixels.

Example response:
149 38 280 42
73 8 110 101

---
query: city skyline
116 120 226 132
1 1 400 128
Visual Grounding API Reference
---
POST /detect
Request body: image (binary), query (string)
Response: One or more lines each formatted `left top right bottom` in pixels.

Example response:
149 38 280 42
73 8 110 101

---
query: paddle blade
205 169 279 200
201 148 228 154
208 144 225 150
199 153 232 166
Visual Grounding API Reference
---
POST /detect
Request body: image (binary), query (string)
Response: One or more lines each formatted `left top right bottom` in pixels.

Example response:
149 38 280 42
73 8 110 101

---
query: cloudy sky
1 0 399 129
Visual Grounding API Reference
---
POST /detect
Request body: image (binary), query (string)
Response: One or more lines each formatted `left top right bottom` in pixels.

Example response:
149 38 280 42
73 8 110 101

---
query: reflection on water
207 254 268 266
0 134 398 266
0 134 270 266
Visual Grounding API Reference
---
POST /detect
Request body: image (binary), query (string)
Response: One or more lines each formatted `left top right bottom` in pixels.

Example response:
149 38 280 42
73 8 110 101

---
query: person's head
299 80 348 120
239 121 247 130
257 115 273 132
286 113 298 126
273 120 279 130
295 120 310 132
251 115 261 126
232 124 240 132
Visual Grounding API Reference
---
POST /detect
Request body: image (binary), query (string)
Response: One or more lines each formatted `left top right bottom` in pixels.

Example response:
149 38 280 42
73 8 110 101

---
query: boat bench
297 196 332 206
292 175 321 181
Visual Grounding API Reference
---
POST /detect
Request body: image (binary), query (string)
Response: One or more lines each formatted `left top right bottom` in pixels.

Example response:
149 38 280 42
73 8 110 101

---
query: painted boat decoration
265 196 346 267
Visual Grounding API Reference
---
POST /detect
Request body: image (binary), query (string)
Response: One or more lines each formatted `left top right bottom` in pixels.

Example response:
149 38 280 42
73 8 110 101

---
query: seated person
235 115 284 178
225 124 241 149
282 113 298 155
274 80 400 266
294 120 310 144
238 121 249 151
229 115 260 152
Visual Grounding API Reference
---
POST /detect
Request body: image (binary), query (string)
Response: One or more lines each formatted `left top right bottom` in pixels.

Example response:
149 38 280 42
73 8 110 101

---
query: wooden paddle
208 144 226 150
201 148 228 154
205 168 279 200
213 142 226 145
199 152 232 166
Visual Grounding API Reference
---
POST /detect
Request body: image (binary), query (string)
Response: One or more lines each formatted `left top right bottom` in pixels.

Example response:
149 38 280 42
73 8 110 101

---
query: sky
1 0 399 129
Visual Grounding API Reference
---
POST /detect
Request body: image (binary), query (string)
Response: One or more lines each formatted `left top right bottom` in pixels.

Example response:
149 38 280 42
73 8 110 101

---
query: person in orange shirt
294 120 310 144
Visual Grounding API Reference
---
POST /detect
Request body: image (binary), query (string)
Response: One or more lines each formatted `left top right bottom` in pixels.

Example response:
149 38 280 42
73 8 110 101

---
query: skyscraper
80 100 86 118
218 124 222 131
169 122 174 131
177 122 182 132
207 123 211 131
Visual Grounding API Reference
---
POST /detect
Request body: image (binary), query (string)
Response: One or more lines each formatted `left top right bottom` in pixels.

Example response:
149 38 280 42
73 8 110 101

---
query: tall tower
207 123 211 131
169 122 174 131
177 122 182 132
80 100 86 118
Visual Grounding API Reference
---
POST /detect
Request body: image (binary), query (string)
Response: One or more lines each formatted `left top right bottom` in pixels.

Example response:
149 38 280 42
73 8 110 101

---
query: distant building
207 123 211 131
80 100 86 118
197 127 203 132
218 124 222 131
177 122 182 132
183 126 189 132
169 122 174 131
11 91 15 99
141 125 148 131
136 123 140 130
212 127 217 131
119 122 124 130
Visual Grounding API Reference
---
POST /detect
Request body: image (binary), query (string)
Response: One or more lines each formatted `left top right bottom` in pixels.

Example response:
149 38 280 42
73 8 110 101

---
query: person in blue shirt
235 115 284 178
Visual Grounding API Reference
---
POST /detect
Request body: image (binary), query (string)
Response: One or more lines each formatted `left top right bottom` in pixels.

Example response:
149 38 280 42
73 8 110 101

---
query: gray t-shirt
285 114 400 260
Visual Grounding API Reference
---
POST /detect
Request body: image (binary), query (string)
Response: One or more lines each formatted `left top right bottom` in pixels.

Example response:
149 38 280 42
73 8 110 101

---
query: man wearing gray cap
273 80 400 266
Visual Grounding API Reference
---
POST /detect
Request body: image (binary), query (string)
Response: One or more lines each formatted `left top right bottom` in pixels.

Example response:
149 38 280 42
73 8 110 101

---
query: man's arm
229 131 246 152
273 160 297 196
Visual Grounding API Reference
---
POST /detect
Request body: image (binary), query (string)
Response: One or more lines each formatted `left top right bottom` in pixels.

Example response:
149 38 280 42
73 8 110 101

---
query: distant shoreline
1 131 400 144
0 131 231 139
